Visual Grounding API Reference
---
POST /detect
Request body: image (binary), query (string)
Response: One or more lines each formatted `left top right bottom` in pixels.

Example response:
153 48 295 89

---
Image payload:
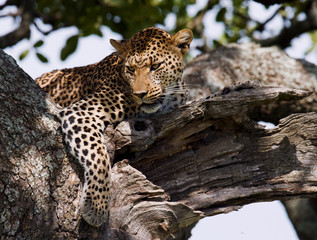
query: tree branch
256 0 317 48
183 41 317 240
105 85 317 239
283 198 317 240
0 0 35 48
183 42 317 124
0 0 19 11
254 5 284 32
187 0 214 51
253 0 300 7
1 42 317 239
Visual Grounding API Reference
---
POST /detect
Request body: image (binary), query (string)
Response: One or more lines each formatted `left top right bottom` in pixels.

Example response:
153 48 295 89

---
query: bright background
2 0 317 239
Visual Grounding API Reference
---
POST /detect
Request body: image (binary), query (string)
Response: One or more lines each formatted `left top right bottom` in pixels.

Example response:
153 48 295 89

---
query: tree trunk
283 198 317 240
0 42 317 239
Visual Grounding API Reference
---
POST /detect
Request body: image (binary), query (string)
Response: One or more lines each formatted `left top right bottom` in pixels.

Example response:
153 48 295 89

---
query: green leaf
232 0 243 8
33 40 44 48
216 7 226 22
95 29 103 37
101 0 126 7
60 35 79 61
19 50 29 61
36 52 48 63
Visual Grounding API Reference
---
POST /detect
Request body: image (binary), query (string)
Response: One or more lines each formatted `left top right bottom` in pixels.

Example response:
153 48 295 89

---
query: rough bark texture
184 42 317 124
183 42 317 239
283 198 317 240
0 42 317 239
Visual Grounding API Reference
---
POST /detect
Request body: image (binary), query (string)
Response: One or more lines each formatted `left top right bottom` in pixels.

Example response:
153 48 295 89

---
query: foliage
0 0 317 62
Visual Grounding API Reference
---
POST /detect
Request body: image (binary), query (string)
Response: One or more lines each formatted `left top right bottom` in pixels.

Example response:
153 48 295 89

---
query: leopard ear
110 39 128 58
171 29 193 56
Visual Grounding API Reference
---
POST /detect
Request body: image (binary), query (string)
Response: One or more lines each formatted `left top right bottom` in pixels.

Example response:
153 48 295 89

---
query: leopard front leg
59 97 113 227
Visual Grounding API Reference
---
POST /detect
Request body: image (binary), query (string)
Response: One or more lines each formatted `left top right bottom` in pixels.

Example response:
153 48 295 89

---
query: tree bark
0 43 317 239
183 42 317 240
283 198 317 240
184 42 317 124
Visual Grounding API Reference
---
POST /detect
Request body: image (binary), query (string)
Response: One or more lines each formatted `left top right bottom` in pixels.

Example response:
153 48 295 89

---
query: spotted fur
36 27 193 227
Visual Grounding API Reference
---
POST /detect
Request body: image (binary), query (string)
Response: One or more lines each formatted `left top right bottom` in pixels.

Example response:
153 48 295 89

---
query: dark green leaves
18 40 48 62
11 0 315 61
216 7 226 22
61 35 79 61
36 52 48 63
33 40 44 48
19 50 29 61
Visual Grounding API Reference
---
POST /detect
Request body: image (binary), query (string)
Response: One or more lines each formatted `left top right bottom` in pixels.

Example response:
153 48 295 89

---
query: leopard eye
150 62 162 71
126 65 135 73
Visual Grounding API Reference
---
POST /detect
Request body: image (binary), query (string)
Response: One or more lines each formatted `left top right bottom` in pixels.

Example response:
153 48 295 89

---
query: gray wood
1 45 316 239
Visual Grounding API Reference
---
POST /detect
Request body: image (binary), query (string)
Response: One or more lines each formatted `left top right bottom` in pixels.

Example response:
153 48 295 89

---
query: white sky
3 0 316 239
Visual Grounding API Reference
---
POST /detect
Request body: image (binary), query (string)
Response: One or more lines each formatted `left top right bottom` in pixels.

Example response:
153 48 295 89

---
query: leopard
35 27 193 227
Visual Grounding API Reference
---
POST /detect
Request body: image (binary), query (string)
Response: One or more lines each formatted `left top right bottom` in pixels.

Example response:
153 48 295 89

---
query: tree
1 0 317 239
1 0 317 61
1 41 317 239
184 42 317 240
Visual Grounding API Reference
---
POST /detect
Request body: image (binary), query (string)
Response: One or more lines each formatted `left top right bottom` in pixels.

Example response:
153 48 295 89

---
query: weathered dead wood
184 42 317 124
108 86 317 222
183 42 317 239
282 198 317 240
1 45 317 240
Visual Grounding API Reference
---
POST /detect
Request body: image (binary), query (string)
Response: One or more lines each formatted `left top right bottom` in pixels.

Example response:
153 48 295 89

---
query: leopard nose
134 91 148 99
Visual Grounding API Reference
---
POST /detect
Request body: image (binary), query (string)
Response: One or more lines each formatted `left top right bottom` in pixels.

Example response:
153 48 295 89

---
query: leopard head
110 27 193 113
